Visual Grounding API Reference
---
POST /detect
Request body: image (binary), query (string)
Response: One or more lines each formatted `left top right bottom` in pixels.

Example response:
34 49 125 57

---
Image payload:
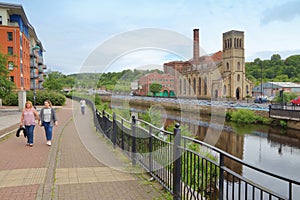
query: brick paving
0 99 166 200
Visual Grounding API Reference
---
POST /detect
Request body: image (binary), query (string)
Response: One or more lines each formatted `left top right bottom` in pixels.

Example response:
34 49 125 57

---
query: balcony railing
7 22 19 27
30 73 38 79
38 56 43 64
30 59 38 68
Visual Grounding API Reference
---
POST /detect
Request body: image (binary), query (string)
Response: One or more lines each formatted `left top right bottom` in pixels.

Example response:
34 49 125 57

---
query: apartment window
8 47 13 55
7 32 13 41
8 62 14 70
0 16 2 25
10 76 14 83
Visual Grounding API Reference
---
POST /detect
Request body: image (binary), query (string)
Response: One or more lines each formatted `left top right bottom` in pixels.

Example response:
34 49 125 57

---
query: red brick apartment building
138 72 175 96
0 2 46 90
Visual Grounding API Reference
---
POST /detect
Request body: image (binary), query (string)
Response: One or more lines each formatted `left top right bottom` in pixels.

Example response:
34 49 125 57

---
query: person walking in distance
20 101 40 147
80 99 86 115
39 100 58 146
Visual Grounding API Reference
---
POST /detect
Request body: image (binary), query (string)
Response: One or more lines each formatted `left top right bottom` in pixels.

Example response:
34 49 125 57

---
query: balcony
38 75 44 82
38 67 44 73
30 73 38 79
38 56 43 64
7 22 19 27
43 65 47 69
30 51 37 58
30 59 38 68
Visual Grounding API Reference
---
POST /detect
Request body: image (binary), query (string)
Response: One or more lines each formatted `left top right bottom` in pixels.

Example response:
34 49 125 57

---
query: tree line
246 54 300 85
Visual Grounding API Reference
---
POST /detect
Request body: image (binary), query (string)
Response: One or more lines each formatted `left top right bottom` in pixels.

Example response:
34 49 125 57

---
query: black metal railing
269 104 300 120
70 97 300 199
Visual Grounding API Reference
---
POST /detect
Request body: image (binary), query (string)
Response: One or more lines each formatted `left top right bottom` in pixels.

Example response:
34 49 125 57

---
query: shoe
26 143 30 146
47 141 51 146
29 143 33 147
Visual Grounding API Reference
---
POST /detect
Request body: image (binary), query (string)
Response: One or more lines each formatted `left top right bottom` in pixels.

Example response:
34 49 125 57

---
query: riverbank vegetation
226 109 271 124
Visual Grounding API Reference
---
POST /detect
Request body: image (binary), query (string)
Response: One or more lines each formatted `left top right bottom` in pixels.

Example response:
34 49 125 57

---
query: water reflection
113 103 300 197
126 106 300 180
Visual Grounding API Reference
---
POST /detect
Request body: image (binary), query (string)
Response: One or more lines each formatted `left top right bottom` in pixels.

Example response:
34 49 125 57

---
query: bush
2 92 18 106
34 90 66 106
229 109 272 124
2 90 66 106
230 109 257 124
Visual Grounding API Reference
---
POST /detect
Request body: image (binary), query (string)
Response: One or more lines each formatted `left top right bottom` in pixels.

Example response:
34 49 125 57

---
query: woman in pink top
20 101 40 147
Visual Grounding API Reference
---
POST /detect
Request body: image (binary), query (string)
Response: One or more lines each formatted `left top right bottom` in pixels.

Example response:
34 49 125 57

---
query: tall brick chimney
193 29 200 64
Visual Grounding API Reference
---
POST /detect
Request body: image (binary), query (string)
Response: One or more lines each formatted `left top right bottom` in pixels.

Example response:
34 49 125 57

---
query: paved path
0 99 165 200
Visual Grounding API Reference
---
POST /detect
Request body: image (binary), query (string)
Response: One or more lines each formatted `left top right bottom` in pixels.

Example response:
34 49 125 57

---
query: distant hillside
246 54 300 86
67 69 163 90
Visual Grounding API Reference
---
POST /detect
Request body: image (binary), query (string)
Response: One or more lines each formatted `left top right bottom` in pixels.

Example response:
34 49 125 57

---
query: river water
112 102 300 197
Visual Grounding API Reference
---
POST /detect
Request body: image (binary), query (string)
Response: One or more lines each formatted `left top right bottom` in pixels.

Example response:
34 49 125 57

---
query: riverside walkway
0 99 165 200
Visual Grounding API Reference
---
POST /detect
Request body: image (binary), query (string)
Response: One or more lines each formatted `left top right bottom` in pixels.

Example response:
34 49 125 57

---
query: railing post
131 115 137 166
102 110 106 133
121 119 124 150
112 112 117 148
149 126 153 173
219 153 224 200
173 123 181 200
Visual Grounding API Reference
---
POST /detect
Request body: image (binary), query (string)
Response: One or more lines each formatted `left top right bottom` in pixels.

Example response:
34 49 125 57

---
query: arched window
226 62 230 70
183 79 186 95
204 77 208 95
193 78 196 94
180 79 182 94
188 78 191 95
237 74 240 81
229 38 232 48
198 77 201 95
237 62 241 70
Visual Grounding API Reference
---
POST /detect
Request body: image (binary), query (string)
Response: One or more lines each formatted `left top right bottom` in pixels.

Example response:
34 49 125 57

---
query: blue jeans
43 122 53 141
25 125 35 144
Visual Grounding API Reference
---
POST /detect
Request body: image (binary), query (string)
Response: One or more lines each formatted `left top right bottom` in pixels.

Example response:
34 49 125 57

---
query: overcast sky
3 0 300 74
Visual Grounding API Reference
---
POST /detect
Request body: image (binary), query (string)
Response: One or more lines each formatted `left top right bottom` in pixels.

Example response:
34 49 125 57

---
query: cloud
80 28 193 73
261 0 300 24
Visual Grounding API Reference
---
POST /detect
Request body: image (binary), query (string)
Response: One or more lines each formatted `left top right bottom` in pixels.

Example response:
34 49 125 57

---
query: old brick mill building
163 29 252 100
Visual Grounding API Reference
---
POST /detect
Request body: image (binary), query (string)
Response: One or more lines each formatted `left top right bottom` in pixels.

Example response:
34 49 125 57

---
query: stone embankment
99 95 270 118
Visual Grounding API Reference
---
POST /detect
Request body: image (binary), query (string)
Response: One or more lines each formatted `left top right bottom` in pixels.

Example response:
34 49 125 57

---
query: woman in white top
39 100 58 146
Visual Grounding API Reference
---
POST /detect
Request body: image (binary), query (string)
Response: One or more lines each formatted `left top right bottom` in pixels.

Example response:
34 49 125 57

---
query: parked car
254 96 268 103
291 97 300 106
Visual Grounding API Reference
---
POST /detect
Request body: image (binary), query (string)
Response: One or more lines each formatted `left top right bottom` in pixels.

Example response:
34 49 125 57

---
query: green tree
43 71 65 91
150 83 162 96
0 52 15 99
285 55 300 68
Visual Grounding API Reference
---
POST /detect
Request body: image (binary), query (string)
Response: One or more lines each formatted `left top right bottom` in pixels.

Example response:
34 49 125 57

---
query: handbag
16 126 27 138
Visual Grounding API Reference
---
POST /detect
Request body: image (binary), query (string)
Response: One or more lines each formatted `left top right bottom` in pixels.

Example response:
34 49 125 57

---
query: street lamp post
260 64 263 97
271 80 274 96
32 45 40 108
